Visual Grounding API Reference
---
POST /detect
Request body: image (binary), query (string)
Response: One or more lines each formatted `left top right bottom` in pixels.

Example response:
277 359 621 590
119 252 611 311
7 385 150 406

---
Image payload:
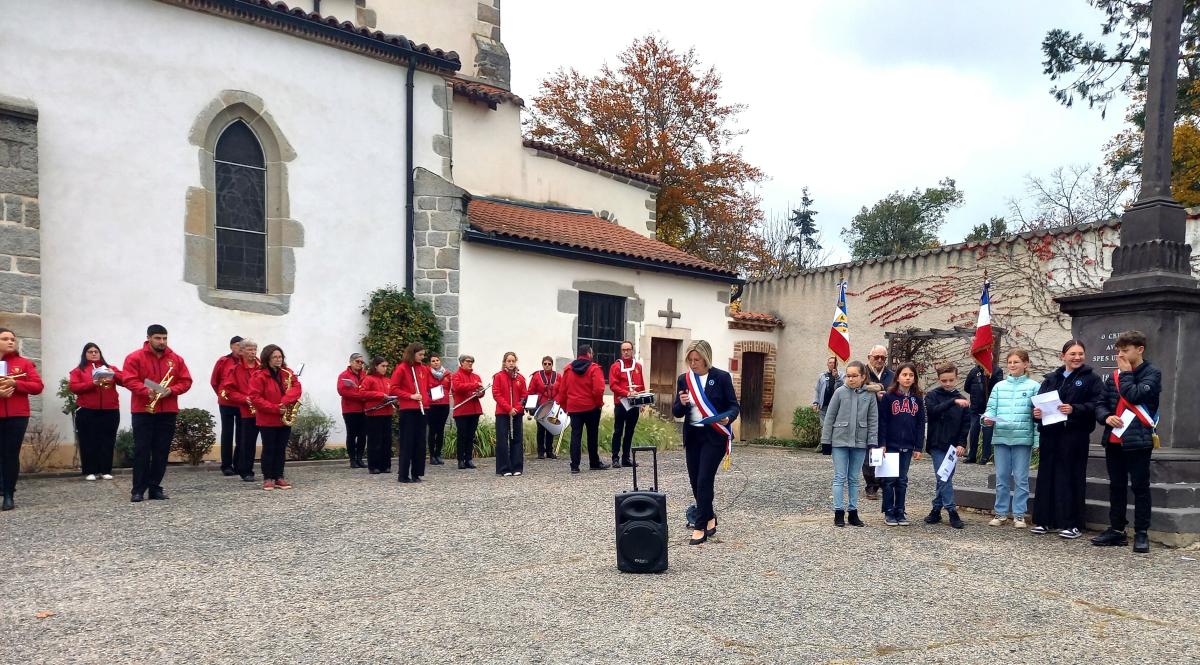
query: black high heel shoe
705 517 718 537
689 531 708 546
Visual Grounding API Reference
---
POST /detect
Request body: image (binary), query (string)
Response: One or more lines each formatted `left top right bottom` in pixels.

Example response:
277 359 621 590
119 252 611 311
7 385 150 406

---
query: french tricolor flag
827 281 850 362
971 281 994 374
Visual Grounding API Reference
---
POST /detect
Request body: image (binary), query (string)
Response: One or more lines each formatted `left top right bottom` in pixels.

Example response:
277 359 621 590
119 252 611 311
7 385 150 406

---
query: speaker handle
632 445 657 492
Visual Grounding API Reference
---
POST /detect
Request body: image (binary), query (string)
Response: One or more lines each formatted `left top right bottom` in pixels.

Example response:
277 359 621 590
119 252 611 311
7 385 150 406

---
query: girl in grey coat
821 361 878 527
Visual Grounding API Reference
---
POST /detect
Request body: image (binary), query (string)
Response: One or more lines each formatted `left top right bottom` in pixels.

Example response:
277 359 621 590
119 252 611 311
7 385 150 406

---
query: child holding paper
1092 331 1161 554
878 363 925 526
923 363 971 529
983 349 1039 529
820 360 877 527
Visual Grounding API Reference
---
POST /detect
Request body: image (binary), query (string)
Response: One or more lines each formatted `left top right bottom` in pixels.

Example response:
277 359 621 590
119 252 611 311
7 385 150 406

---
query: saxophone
281 369 300 426
146 365 175 414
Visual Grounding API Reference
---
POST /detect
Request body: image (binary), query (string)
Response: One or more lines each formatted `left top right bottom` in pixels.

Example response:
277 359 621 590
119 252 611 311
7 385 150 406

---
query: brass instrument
146 366 175 414
281 370 300 426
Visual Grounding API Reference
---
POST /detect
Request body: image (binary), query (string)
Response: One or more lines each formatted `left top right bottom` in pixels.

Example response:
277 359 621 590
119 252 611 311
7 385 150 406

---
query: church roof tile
466 198 739 281
522 139 660 187
451 78 525 108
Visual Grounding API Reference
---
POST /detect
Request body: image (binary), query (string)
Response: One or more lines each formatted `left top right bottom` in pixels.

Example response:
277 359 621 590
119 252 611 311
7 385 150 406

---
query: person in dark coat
861 345 895 500
923 363 971 529
1092 331 1161 554
1030 340 1103 540
672 340 739 546
964 362 1004 463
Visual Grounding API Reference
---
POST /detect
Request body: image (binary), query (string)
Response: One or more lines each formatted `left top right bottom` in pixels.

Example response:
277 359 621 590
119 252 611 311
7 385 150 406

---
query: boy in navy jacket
923 363 971 529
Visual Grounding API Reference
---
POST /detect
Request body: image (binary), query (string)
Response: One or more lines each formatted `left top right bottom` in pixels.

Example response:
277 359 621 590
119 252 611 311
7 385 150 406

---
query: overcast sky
503 1 1131 263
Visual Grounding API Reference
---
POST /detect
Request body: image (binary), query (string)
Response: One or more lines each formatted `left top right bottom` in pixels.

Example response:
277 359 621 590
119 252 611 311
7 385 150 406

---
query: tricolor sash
1110 370 1158 445
685 371 733 462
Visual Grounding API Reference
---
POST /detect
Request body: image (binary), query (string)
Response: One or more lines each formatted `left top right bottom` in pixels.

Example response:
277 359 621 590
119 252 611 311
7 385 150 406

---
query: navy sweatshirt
878 390 926 452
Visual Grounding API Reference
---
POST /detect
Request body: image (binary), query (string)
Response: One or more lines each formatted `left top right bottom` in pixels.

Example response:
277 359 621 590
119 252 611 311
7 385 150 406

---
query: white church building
0 0 779 450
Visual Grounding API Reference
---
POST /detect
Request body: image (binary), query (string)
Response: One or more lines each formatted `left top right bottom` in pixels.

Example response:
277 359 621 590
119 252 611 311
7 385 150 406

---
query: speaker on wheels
615 446 668 573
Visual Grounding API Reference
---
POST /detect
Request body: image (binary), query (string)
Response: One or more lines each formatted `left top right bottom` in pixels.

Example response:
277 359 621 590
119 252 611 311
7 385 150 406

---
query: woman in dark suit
671 340 739 545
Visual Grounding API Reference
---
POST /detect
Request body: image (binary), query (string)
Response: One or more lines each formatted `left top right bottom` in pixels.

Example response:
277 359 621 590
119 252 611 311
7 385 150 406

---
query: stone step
1084 445 1200 483
982 472 1200 509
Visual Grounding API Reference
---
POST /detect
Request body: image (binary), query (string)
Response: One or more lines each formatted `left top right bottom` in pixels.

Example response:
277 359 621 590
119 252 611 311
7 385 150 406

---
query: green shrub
114 428 134 468
362 285 442 366
307 446 349 460
57 377 78 417
792 406 822 447
287 400 337 461
172 408 216 466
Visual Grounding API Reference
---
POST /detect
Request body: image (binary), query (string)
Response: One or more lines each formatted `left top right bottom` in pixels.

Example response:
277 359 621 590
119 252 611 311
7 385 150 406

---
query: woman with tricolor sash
671 340 739 546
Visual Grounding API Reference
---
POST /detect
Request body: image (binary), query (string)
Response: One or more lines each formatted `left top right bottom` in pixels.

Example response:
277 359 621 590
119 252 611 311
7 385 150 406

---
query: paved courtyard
1 447 1196 664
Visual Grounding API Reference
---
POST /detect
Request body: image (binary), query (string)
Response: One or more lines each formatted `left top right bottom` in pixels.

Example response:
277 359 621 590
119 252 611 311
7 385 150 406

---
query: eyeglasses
542 362 553 366
869 355 886 360
461 359 474 364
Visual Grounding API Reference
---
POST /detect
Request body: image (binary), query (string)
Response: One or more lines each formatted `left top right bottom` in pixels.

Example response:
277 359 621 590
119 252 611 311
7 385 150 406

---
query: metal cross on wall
658 299 681 328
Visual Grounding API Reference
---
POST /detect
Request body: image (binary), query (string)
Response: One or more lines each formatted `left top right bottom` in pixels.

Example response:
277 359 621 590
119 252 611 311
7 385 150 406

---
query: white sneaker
513 471 522 476
503 472 513 477
1014 518 1027 529
1059 528 1083 539
85 474 97 481
101 474 113 480
1030 525 1048 535
988 517 1006 527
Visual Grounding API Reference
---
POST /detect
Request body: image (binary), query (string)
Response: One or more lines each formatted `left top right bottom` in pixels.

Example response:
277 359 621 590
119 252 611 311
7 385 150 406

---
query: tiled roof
466 198 739 280
748 218 1123 284
161 0 461 71
522 139 660 187
451 78 524 108
731 311 783 325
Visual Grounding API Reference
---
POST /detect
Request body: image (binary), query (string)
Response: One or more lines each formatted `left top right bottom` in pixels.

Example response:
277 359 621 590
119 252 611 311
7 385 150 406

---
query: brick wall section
731 340 776 422
0 96 41 427
413 168 468 365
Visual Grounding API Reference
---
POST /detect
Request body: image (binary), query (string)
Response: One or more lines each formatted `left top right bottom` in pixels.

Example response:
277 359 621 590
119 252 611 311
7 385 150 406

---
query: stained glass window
214 121 266 293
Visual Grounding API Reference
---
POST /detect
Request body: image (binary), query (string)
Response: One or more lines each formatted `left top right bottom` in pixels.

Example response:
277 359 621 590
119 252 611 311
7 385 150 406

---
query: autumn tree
1006 164 1131 230
525 35 766 272
842 178 964 261
964 216 1008 242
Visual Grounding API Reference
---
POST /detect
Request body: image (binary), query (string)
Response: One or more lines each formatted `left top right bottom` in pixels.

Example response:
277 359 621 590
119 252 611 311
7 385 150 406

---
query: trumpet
147 366 175 414
281 370 300 426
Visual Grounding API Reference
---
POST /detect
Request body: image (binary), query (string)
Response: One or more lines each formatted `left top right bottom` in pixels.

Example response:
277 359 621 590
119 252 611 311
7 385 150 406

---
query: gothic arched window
214 120 267 293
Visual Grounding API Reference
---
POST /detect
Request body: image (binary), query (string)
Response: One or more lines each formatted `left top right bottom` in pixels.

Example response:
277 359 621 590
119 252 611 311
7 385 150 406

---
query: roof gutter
463 228 744 284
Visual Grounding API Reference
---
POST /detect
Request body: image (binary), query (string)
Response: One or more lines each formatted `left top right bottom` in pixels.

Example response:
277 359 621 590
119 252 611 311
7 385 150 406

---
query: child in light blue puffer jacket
982 348 1040 528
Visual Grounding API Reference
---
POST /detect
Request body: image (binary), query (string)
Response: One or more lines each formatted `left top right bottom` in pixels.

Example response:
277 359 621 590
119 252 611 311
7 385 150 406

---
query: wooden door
741 352 765 440
649 337 680 419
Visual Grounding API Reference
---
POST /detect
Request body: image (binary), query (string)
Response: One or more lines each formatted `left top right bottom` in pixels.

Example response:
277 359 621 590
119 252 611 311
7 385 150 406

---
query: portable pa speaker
615 446 668 573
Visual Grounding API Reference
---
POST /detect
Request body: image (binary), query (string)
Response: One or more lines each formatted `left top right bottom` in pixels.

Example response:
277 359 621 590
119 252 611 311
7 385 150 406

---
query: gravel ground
1 447 1197 664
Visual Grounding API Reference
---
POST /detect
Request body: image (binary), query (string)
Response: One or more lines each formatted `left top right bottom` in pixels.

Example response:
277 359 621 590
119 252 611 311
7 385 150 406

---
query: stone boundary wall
0 95 41 427
413 168 468 364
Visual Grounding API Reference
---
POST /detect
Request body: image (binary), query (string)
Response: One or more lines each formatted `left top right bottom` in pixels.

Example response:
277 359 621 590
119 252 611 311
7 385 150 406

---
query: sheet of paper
876 452 900 478
524 394 538 409
1031 391 1067 425
937 446 958 481
0 361 8 376
1112 410 1138 437
869 447 884 467
341 378 357 387
143 378 169 395
430 385 446 401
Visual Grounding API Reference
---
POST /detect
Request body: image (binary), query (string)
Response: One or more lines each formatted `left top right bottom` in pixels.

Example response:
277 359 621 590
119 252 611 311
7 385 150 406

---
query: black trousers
611 402 640 462
397 409 426 480
967 415 994 463
1032 430 1089 530
536 422 554 456
685 426 725 530
236 417 258 477
0 416 29 496
1105 443 1153 532
343 412 366 463
131 412 177 495
218 405 241 471
259 426 290 480
862 457 879 494
569 408 602 469
427 404 449 460
77 408 118 476
366 415 393 472
454 414 479 462
495 413 524 475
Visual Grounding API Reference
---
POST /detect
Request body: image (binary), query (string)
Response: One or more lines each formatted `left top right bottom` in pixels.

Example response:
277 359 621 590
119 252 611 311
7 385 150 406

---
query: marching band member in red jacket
211 336 243 476
608 341 645 468
121 324 193 503
450 354 485 470
68 343 122 482
337 353 369 469
0 327 44 511
556 344 608 474
426 352 452 466
360 357 395 474
527 356 558 460
220 339 261 482
390 343 430 483
492 352 528 477
250 344 302 491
